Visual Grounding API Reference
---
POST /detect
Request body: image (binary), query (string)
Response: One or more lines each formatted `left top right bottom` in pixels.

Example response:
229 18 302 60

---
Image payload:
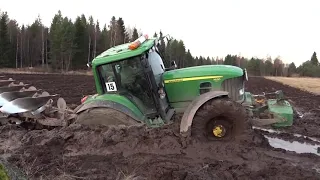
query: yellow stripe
164 76 223 84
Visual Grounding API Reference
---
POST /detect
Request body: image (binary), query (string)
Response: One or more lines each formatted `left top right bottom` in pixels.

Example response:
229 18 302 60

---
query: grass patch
265 76 320 95
0 164 10 180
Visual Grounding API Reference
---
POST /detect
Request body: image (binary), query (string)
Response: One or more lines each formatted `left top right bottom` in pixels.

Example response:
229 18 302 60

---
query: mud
1 124 319 180
0 74 319 179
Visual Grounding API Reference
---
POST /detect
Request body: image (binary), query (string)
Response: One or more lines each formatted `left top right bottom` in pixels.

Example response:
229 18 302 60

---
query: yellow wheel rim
213 125 225 137
255 99 265 103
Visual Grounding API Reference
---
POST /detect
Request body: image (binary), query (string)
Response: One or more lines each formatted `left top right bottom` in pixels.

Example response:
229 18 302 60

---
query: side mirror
165 60 177 71
115 64 121 73
87 62 92 68
170 60 177 69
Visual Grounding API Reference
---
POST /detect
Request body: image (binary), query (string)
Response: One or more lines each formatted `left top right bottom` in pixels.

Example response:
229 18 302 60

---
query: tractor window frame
96 62 123 95
96 54 159 116
97 56 145 94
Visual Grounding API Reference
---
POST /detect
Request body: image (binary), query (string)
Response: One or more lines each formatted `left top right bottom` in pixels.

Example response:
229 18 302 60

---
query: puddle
265 136 320 156
253 126 320 143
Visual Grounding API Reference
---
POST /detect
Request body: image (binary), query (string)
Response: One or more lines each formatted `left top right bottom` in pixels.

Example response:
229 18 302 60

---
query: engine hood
163 65 244 82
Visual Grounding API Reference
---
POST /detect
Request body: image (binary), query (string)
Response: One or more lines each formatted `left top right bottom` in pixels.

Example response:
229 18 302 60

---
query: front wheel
191 97 247 141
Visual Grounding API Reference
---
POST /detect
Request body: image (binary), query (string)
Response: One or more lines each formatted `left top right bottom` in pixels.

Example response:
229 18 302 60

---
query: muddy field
0 74 319 180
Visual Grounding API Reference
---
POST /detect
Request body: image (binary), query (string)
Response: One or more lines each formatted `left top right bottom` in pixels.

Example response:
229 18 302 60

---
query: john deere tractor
0 35 294 141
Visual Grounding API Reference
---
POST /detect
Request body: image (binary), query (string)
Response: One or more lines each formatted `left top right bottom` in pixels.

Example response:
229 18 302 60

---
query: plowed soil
0 73 96 105
0 74 319 180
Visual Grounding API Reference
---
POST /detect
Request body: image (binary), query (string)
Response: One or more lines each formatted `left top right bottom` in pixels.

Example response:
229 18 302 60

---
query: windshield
98 56 157 115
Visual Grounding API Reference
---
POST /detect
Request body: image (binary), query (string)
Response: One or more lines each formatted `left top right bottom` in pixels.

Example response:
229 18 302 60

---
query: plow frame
243 90 294 127
0 76 76 127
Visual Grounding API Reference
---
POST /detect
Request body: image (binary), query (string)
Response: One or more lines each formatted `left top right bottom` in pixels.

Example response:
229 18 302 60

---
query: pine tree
49 10 63 69
61 17 75 71
153 32 158 37
88 16 95 62
311 52 318 66
7 19 19 67
97 24 109 54
20 25 25 68
265 59 273 76
131 27 139 41
206 56 211 65
93 20 101 58
0 12 12 67
29 16 42 67
185 49 194 67
177 40 186 67
287 62 296 77
198 56 204 66
158 31 166 56
116 17 129 45
109 16 117 47
73 15 88 69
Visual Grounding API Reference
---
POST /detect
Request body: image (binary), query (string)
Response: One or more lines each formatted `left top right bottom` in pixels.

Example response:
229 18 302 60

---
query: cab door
146 49 173 122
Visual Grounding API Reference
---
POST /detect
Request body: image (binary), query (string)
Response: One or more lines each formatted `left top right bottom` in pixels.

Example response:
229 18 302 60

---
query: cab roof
92 38 156 67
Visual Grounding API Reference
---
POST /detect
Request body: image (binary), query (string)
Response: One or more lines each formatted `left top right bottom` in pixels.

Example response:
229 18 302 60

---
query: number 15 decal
106 82 117 92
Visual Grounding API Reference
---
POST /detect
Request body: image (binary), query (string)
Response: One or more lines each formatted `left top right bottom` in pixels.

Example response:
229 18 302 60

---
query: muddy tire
74 108 139 126
191 97 247 141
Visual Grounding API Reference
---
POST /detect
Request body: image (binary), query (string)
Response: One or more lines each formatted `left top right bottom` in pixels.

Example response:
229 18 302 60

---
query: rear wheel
191 97 247 141
74 108 139 126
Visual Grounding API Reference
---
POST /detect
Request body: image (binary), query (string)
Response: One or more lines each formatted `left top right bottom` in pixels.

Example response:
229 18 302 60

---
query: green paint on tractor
163 64 243 80
91 39 155 95
163 65 244 105
268 99 293 127
83 94 145 121
94 39 155 65
242 91 294 128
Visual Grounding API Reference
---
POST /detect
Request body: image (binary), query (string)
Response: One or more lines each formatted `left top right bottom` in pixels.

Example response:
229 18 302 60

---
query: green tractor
0 35 294 141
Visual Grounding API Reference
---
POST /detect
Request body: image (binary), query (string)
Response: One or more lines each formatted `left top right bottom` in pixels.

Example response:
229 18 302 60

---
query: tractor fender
74 99 142 122
179 91 229 137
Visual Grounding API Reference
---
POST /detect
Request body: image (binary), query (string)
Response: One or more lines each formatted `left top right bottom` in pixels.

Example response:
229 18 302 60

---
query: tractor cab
94 35 175 123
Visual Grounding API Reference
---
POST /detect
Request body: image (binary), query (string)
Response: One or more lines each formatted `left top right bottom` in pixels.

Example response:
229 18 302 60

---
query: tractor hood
163 65 244 82
162 65 245 106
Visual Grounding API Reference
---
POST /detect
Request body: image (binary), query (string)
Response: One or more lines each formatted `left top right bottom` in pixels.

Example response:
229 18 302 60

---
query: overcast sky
1 0 319 66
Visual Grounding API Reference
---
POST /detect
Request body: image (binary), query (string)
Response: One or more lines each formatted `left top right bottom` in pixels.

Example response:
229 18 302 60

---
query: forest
0 10 319 77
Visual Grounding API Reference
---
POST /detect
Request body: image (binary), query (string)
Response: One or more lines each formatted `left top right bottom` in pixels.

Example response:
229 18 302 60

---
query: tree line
0 10 319 77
